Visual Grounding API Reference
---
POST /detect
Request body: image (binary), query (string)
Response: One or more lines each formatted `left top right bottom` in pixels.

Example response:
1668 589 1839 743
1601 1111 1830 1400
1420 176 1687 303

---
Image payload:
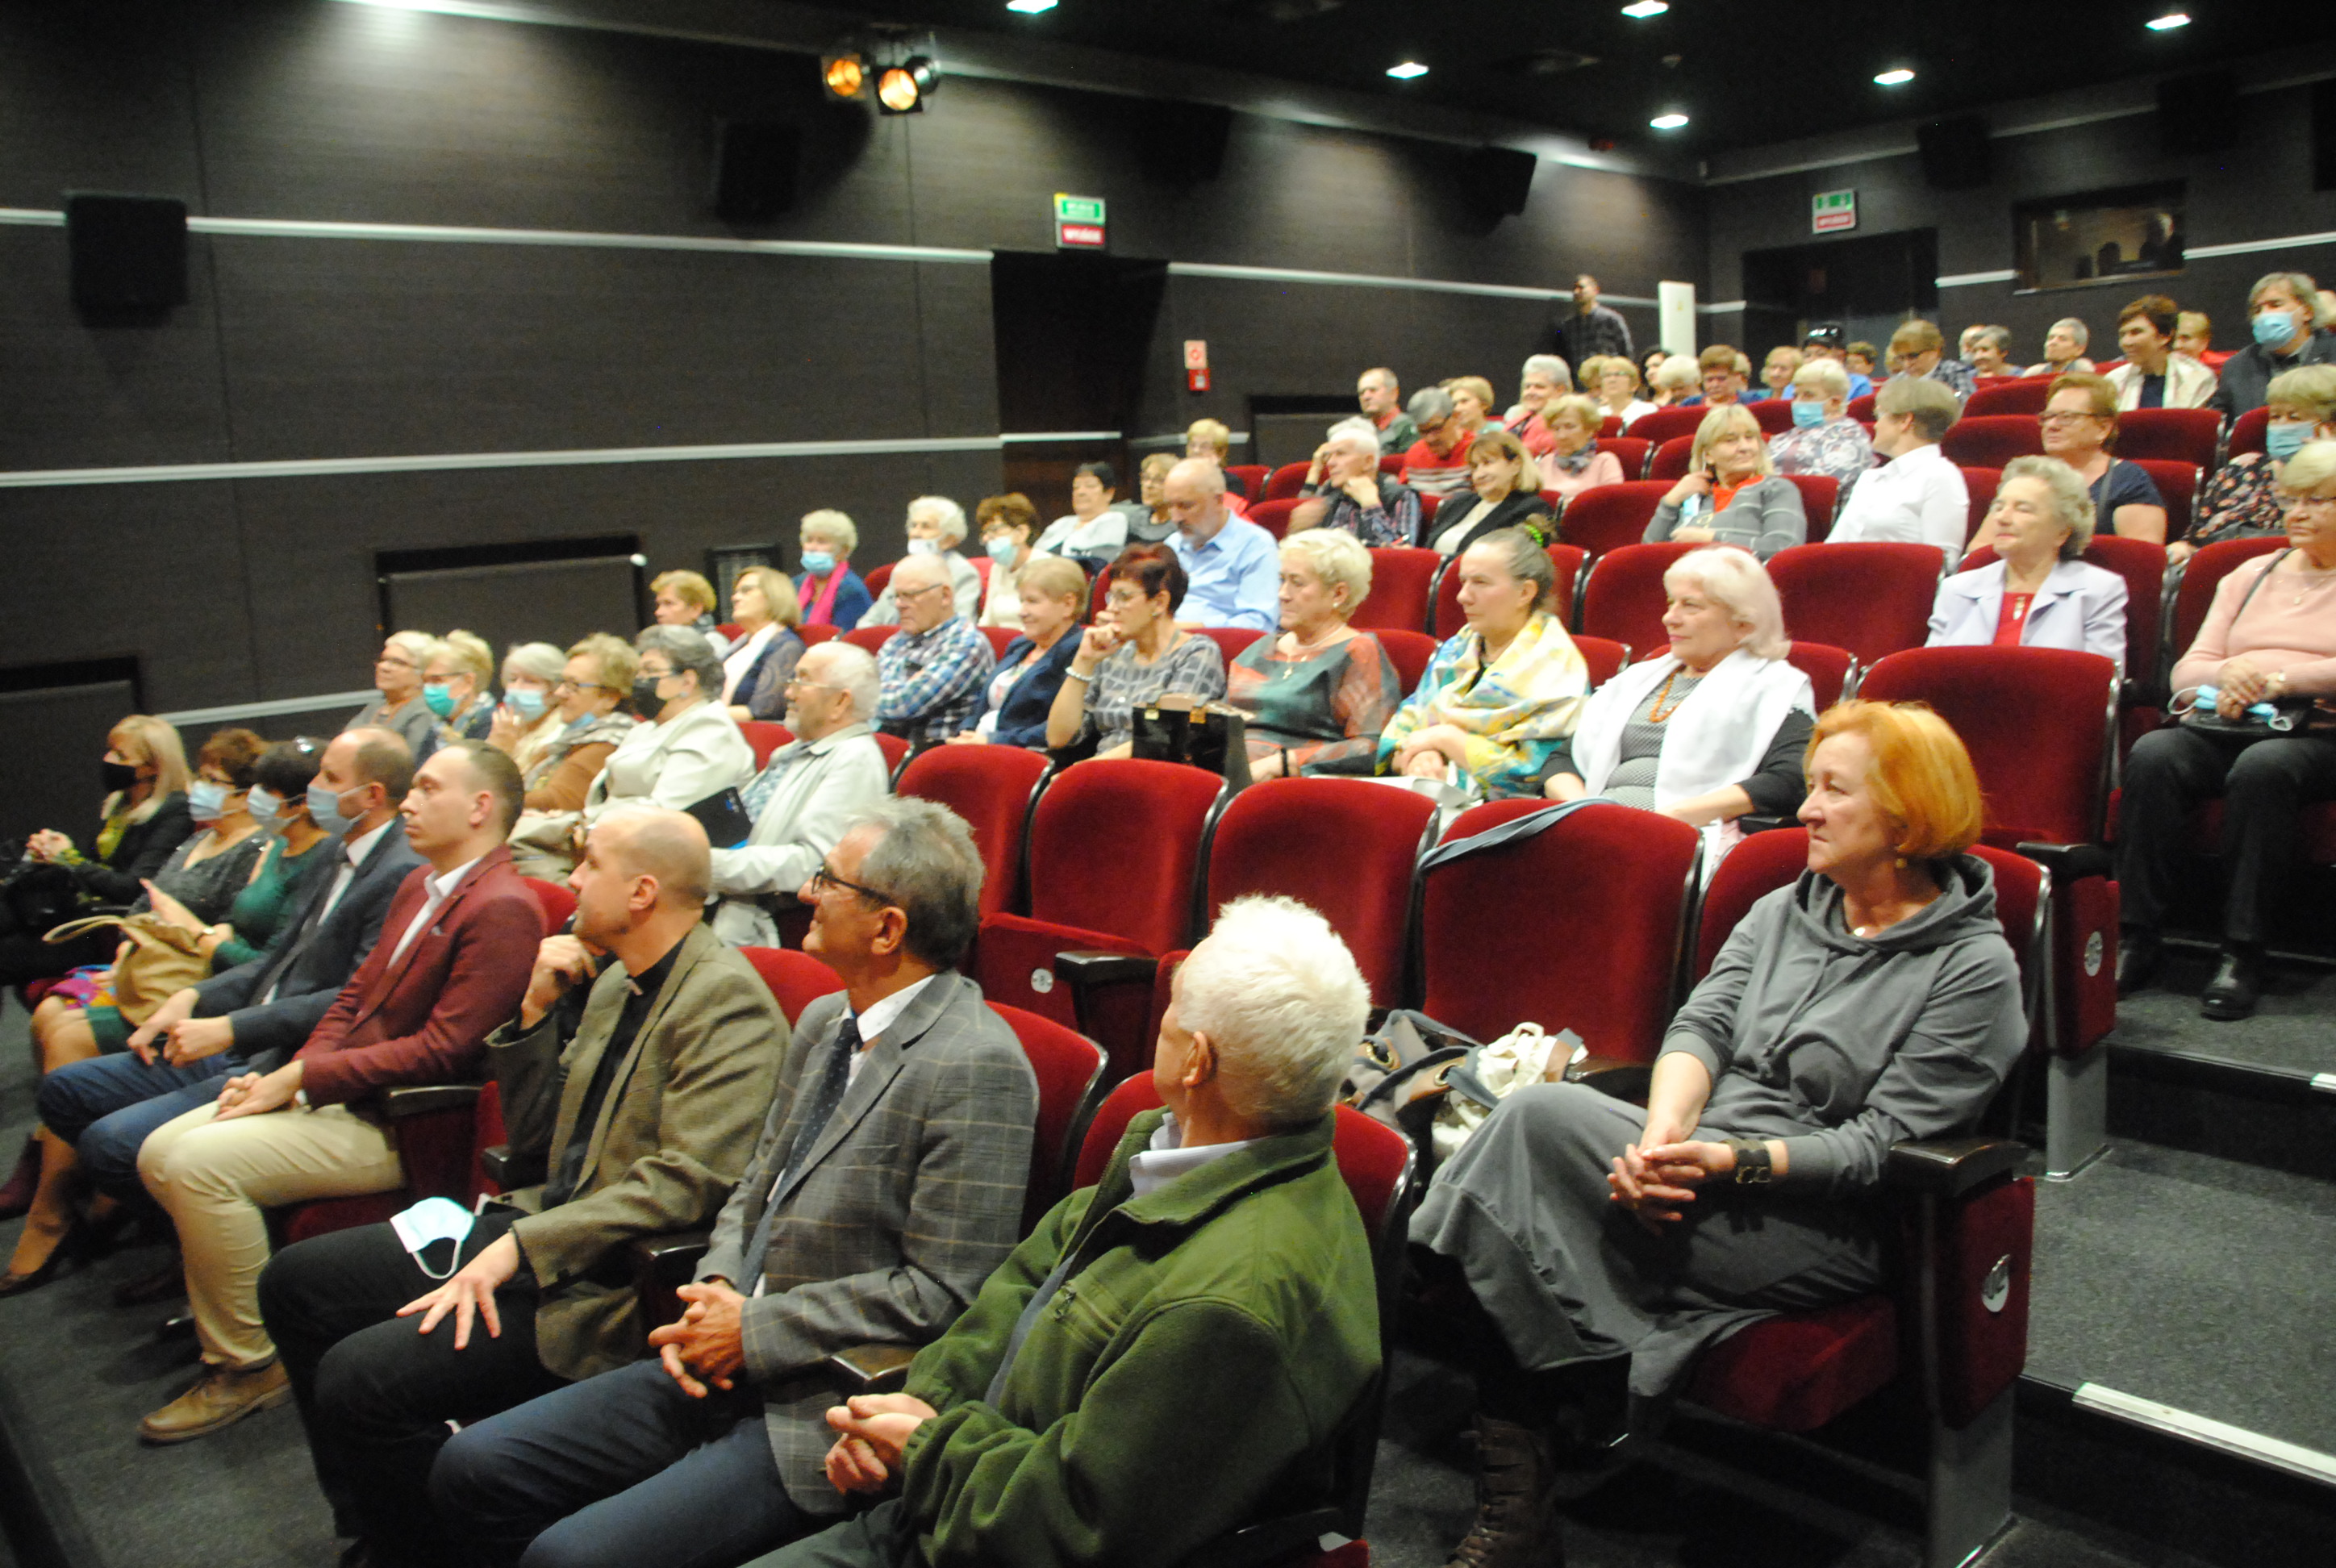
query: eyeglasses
2038 412 2102 426
896 581 950 600
376 655 418 670
782 676 839 692
808 863 892 906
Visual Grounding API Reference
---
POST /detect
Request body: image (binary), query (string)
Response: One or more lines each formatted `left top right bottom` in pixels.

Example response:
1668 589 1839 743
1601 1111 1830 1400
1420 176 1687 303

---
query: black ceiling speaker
1915 115 1992 191
2317 78 2336 191
1139 101 1233 186
65 193 186 312
711 120 801 223
2159 69 2241 157
1461 145 1538 218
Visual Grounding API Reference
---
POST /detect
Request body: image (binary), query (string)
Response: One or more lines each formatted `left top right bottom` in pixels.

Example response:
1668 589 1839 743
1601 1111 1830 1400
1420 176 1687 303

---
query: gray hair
1521 353 1573 391
1407 386 1455 424
633 625 724 700
2050 316 2090 350
852 799 984 969
1279 528 1373 615
1652 354 1700 393
1875 374 1961 442
502 640 565 686
1174 895 1369 1129
807 639 880 722
1790 357 1850 400
1972 324 2013 356
2250 270 2319 313
1665 546 1787 661
2001 455 2097 558
1324 416 1381 461
906 495 968 547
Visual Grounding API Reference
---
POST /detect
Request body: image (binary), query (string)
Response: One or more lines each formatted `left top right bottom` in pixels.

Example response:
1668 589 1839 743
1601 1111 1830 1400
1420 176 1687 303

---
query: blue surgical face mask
506 687 548 721
1790 398 1827 429
800 550 835 576
904 538 940 556
421 681 458 719
2266 420 2313 461
307 781 355 838
247 786 285 832
388 1195 476 1280
2255 307 2303 349
187 779 229 825
984 534 1020 562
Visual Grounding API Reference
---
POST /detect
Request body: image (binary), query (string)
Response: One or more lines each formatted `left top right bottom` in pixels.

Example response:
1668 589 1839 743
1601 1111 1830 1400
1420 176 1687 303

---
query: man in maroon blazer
136 741 543 1444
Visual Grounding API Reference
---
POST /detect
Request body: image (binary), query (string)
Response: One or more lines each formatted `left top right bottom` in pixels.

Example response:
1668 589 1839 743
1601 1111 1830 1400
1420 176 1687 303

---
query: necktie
739 1015 861 1286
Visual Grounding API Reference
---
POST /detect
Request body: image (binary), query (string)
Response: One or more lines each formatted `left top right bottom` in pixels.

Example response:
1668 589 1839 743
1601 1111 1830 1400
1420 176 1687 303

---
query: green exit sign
1812 188 1857 233
1053 194 1106 224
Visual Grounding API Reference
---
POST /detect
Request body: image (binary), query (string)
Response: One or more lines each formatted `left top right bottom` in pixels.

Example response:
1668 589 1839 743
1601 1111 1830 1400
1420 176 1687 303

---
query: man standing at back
1163 457 1279 632
133 741 541 1444
1553 273 1633 368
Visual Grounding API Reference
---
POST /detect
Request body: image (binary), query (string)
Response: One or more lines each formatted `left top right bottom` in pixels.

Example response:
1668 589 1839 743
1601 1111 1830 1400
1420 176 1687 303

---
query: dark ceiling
826 2 2336 155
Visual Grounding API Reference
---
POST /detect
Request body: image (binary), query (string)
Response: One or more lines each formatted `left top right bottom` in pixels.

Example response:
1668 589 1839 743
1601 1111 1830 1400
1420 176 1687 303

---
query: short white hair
1521 353 1572 391
1279 528 1373 614
801 509 858 554
1789 357 1850 400
1325 416 1381 460
1652 354 1700 393
1174 895 1369 1128
1665 545 1787 660
807 639 880 720
906 495 968 547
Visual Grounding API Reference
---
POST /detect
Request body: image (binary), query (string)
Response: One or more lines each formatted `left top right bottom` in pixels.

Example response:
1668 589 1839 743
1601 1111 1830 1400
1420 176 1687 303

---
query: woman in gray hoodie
1415 699 2027 1568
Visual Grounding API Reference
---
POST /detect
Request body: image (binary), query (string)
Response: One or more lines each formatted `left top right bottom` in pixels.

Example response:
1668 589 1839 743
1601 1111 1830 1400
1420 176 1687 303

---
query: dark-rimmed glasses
809 863 893 906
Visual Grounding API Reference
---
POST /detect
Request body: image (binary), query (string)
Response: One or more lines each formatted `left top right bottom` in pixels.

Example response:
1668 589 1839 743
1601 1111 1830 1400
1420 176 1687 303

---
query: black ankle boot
1445 1415 1563 1568
2200 945 2264 1021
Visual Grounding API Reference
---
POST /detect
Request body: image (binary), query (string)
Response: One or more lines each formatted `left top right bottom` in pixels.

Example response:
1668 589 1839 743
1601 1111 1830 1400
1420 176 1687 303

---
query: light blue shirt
1128 1111 1258 1197
1170 515 1279 632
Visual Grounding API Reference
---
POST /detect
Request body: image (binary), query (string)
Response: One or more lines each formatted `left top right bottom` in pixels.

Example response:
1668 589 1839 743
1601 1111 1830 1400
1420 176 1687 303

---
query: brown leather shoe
1445 1414 1563 1567
138 1361 290 1445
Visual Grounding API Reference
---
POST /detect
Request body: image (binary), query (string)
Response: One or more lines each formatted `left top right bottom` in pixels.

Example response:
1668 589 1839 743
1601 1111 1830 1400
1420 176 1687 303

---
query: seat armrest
1052 950 1159 990
628 1230 712 1334
382 1083 483 1119
1563 1057 1651 1100
2014 841 2110 882
1734 814 1791 836
825 1342 916 1396
480 1144 511 1187
1179 1509 1343 1568
1884 1136 2026 1199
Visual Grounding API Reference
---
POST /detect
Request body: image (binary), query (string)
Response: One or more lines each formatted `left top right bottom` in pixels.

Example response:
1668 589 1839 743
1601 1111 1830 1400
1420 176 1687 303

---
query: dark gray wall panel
0 680 142 848
913 262 1003 439
0 6 204 209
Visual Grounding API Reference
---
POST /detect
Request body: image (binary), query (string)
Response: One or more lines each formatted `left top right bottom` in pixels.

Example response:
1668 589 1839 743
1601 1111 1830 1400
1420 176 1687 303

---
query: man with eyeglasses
709 642 893 947
1883 319 1975 403
433 799 1037 1568
1398 386 1476 496
873 553 994 743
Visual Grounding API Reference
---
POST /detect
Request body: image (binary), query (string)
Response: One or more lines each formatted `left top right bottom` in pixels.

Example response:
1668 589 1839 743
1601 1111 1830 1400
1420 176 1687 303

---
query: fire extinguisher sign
1184 340 1209 393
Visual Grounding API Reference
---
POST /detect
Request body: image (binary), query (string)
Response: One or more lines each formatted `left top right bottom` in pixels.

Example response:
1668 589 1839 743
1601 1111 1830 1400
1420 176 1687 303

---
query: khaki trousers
140 1099 404 1369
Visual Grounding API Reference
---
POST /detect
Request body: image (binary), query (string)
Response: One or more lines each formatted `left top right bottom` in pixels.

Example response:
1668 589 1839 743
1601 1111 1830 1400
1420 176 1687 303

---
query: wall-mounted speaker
711 120 801 223
1461 145 1538 218
1139 102 1233 186
2159 69 2240 157
65 193 187 312
1915 116 1992 191
2313 78 2336 191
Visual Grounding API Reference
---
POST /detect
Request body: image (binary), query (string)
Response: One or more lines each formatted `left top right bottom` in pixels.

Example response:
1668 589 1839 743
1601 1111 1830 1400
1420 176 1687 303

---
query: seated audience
1358 365 1418 454
2182 364 2336 562
348 632 440 756
1539 547 1815 857
2025 317 2096 379
1379 528 1587 797
2213 269 2336 416
951 554 1087 749
1845 341 1879 383
861 498 982 628
431 800 1037 1568
1645 352 1700 411
503 635 637 818
972 494 1040 628
721 567 807 723
489 643 568 780
710 642 891 946
1400 387 1476 496
31 732 422 1299
1504 354 1573 456
1295 418 1422 547
2117 439 2336 1021
1586 353 1658 428
1765 356 1875 503
1444 376 1500 443
258 808 782 1567
1804 330 1874 400
2039 373 2168 542
585 628 753 824
1558 273 1635 365
417 631 498 764
1935 456 2128 668
133 742 540 1444
1032 461 1133 569
2175 310 2214 361
1165 458 1280 631
1885 319 1976 401
1682 344 1742 407
1641 345 1672 389
1829 376 1968 553
1535 394 1626 503
795 511 873 633
1130 452 1180 544
650 572 727 652
1646 404 1808 559
750 894 1378 1568
191 740 336 973
874 553 995 742
1428 427 1554 558
1414 701 2022 1566
1751 345 1802 402
1963 324 2015 378
1227 530 1403 778
1046 544 1228 757
2109 294 2217 409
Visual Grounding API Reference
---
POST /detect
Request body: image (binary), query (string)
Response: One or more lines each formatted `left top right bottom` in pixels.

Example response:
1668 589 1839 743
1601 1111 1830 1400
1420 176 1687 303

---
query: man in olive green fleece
745 895 1382 1568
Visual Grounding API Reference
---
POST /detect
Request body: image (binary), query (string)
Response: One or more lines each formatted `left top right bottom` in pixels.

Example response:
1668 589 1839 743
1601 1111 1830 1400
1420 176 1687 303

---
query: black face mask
632 677 667 715
101 760 141 794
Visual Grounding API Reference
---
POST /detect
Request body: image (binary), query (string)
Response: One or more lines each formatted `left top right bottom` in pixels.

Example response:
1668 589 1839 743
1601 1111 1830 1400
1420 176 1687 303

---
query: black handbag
1131 702 1254 790
682 788 757 849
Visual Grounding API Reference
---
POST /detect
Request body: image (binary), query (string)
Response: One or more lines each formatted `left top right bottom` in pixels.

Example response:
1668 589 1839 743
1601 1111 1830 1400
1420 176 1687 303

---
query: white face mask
905 539 940 556
388 1195 477 1280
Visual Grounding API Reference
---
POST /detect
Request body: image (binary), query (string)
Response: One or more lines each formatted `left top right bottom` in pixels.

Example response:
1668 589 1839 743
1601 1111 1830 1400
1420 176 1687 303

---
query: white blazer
583 699 755 822
1928 558 2129 673
708 724 893 946
2106 357 2218 411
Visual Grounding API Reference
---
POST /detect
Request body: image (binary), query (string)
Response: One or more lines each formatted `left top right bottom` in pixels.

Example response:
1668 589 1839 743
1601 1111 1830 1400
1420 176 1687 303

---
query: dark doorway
991 251 1168 518
1742 229 1940 359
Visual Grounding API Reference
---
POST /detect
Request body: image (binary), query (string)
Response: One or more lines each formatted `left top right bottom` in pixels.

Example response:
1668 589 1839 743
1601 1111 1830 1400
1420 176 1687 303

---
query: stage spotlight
822 48 867 99
877 54 939 114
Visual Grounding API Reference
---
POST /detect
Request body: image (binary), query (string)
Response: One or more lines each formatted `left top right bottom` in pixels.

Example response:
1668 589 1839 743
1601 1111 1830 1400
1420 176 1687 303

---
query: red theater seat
1577 541 1699 657
737 720 793 769
1941 415 2043 469
738 945 845 1024
1374 628 1437 695
1351 548 1439 632
895 744 1053 918
1767 543 1944 666
1962 377 2055 417
1557 482 1670 560
2116 407 2221 471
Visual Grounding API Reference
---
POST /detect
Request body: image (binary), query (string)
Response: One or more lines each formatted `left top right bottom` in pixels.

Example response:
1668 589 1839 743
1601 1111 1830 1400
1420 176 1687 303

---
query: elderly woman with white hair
1224 529 1404 778
861 496 982 627
1539 547 1816 855
485 641 569 778
415 629 498 764
347 629 440 755
1643 353 1700 415
1533 394 1625 503
1933 456 2128 666
2025 317 2096 378
796 509 873 632
1504 354 1573 458
1294 418 1421 547
1765 355 1874 500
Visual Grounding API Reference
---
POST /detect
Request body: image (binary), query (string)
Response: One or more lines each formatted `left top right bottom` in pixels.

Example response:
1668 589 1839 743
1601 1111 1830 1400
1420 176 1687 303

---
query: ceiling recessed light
1386 60 1429 80
2146 11 2191 29
1006 0 1057 13
1621 2 1669 17
1649 112 1689 131
1874 68 1916 86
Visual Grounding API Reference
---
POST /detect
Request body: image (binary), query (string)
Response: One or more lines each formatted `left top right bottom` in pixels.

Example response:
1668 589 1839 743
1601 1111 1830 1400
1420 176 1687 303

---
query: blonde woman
1534 394 1626 503
1645 353 1700 414
1645 404 1807 559
1586 354 1658 428
721 565 807 722
415 629 496 764
1226 529 1404 778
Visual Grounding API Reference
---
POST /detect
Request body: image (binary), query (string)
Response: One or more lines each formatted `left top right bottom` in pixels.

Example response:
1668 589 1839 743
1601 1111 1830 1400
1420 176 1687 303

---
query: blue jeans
37 1049 242 1199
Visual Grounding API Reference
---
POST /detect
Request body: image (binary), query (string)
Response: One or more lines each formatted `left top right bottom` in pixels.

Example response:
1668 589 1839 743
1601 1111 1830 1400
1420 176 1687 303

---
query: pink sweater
2171 551 2336 698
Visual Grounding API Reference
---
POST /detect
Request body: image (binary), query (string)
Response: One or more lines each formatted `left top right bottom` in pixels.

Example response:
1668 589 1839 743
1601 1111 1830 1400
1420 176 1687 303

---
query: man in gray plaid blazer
431 800 1037 1568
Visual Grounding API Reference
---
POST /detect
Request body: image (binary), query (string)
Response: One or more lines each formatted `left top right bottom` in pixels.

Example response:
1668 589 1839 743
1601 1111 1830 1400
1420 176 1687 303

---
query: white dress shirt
1827 441 1970 557
382 856 481 972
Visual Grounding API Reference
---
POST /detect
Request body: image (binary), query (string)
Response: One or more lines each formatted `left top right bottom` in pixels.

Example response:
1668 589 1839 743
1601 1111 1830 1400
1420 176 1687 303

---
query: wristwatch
1727 1139 1773 1185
